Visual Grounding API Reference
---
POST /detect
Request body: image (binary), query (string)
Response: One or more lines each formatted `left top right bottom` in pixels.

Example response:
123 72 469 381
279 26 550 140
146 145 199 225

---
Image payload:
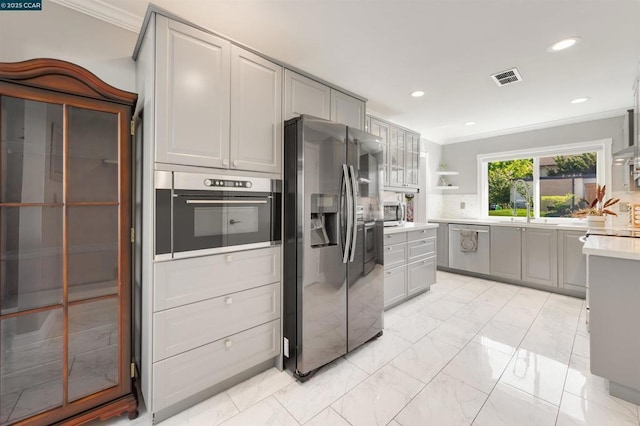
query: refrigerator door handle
342 164 353 264
348 165 358 262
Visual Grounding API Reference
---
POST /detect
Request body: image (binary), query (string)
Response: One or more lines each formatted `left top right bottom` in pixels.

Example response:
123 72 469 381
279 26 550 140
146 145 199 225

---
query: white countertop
383 222 439 234
428 217 588 231
582 235 640 261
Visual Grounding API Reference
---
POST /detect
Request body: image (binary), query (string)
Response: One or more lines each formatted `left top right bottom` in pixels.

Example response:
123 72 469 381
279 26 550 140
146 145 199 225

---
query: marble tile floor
102 271 640 426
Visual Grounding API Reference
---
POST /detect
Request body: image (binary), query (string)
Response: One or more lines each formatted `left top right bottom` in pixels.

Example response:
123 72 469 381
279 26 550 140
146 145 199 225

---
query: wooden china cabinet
0 60 137 425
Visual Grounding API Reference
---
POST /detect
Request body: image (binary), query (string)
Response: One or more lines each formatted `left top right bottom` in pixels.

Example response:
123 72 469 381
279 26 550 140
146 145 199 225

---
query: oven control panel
204 178 253 188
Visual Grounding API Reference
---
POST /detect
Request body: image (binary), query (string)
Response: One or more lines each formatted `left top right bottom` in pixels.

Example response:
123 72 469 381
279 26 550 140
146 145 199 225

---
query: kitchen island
583 235 640 405
382 222 438 309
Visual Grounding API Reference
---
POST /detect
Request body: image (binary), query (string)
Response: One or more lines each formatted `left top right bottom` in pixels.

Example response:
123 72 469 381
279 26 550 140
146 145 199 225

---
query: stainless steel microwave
155 171 281 260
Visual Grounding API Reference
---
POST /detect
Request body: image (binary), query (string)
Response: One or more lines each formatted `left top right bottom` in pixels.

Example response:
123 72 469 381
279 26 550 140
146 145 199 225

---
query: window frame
477 139 612 220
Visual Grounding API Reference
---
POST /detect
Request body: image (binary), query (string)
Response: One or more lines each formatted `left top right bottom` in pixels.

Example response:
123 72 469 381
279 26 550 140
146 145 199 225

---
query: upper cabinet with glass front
0 59 137 425
367 115 421 191
154 16 282 174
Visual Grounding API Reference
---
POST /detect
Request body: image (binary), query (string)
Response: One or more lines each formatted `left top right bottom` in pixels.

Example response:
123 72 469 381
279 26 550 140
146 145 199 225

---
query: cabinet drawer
153 319 279 411
408 228 436 242
154 247 280 311
384 243 406 270
153 283 280 361
407 256 436 296
407 237 436 261
384 266 406 309
384 232 406 246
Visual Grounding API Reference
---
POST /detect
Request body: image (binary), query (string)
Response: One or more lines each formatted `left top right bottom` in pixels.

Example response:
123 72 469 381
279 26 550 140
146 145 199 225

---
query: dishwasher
448 224 490 274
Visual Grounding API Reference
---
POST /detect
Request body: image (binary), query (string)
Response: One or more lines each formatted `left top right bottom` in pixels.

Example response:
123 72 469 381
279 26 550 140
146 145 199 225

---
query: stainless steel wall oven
155 171 281 259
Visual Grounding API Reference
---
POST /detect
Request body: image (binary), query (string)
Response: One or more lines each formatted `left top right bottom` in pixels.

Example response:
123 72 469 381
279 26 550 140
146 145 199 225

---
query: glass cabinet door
406 133 420 187
0 96 127 424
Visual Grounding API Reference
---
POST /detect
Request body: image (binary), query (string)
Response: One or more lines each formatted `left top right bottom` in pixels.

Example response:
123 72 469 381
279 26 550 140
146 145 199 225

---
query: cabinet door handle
225 297 233 305
233 160 239 167
222 158 229 166
225 254 233 262
225 339 233 349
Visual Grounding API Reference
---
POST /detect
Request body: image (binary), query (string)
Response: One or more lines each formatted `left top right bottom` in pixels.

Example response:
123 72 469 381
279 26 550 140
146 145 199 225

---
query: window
479 140 612 220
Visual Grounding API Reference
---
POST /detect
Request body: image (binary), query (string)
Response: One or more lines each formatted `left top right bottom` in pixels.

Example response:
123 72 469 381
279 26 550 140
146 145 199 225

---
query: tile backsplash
430 194 479 219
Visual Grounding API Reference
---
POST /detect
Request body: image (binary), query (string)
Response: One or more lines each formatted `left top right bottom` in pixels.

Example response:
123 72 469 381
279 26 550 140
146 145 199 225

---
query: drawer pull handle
225 297 233 305
386 235 392 238
233 160 240 167
422 230 426 233
387 247 392 251
226 254 233 262
222 158 229 166
225 339 233 349
386 271 392 275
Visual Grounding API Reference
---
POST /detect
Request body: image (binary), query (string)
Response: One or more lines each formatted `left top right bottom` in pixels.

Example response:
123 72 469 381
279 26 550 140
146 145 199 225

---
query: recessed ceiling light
410 90 425 97
549 36 581 52
464 121 476 126
571 97 590 104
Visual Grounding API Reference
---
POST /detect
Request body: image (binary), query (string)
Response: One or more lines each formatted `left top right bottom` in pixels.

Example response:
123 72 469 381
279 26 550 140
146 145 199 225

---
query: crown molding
50 0 143 33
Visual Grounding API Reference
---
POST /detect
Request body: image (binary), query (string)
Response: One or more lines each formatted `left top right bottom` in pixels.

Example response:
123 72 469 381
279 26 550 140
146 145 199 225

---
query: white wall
432 115 632 219
440 115 627 194
0 0 137 92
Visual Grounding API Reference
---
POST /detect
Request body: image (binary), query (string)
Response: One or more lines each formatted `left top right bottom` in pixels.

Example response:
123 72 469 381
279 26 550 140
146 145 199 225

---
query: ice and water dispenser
310 193 339 247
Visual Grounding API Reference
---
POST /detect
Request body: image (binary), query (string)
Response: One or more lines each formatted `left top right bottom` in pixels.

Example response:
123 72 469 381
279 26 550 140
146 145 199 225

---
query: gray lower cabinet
436 222 449 268
490 226 522 280
153 319 280 411
384 266 407 308
490 225 558 287
408 256 436 296
153 246 281 311
558 230 586 293
588 255 640 404
153 283 280 361
151 247 281 416
383 228 436 309
522 227 557 287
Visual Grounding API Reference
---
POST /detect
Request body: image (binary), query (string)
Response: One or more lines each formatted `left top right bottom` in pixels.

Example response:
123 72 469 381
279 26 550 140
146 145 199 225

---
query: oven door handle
184 199 269 205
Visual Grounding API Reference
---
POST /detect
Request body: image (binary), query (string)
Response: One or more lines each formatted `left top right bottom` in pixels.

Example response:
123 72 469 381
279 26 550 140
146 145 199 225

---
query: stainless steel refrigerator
283 115 385 380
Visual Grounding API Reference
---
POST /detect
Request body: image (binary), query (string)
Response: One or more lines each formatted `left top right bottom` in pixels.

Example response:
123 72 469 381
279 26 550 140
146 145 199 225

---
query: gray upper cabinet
155 16 231 168
490 226 522 281
522 227 558 287
155 17 282 174
284 70 365 129
406 132 420 187
558 230 586 293
230 46 282 174
368 115 420 190
330 89 365 130
368 117 390 186
284 70 331 121
389 126 406 187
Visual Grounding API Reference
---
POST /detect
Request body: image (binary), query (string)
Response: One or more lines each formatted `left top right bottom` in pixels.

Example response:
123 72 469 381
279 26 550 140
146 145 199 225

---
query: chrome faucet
513 179 531 223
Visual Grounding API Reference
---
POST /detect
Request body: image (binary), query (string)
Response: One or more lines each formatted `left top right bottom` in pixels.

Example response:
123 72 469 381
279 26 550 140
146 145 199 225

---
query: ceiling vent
491 68 523 86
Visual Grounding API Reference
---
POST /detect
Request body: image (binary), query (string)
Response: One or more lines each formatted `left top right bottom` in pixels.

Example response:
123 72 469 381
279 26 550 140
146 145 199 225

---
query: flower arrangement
572 184 619 217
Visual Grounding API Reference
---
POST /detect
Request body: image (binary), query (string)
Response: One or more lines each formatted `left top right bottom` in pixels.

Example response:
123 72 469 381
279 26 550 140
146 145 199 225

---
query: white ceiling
58 0 640 144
